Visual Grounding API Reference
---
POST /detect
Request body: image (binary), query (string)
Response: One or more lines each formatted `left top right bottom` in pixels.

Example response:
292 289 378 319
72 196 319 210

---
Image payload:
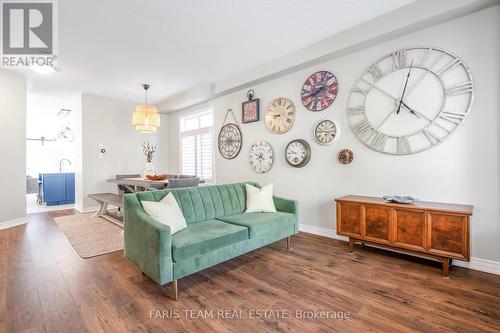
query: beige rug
55 213 124 259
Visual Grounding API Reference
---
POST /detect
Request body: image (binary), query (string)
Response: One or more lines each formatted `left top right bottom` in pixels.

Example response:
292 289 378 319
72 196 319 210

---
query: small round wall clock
301 70 339 111
338 149 354 164
218 109 242 159
347 46 474 155
314 120 338 145
265 97 296 134
248 141 273 174
285 139 311 168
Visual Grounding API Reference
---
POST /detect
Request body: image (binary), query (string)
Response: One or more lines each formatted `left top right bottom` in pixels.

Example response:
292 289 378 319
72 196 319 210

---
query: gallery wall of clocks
215 45 474 173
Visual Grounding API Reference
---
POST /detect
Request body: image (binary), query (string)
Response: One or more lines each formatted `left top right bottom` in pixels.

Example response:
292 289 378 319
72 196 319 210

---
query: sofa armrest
273 196 299 233
123 194 173 285
273 195 298 215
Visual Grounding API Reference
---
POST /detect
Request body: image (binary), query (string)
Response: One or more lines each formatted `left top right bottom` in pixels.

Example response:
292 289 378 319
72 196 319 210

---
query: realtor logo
2 1 53 54
1 0 57 67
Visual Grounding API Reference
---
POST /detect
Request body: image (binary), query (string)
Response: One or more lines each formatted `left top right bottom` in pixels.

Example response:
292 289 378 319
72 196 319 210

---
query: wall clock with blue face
301 71 339 111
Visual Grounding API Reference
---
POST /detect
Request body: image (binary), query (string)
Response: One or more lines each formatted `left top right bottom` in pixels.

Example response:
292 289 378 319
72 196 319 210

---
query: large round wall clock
301 71 339 111
314 119 338 145
347 46 474 155
248 141 273 174
265 97 296 134
285 139 311 168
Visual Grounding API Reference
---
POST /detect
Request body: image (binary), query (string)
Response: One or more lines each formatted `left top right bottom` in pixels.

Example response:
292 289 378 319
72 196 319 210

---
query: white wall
0 71 26 223
26 92 79 176
76 94 167 210
167 6 500 262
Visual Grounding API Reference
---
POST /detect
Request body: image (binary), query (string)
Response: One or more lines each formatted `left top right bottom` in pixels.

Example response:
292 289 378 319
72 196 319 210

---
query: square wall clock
242 98 260 123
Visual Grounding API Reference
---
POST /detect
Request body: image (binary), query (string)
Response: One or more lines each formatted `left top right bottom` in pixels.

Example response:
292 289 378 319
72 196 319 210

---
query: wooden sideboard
335 195 473 277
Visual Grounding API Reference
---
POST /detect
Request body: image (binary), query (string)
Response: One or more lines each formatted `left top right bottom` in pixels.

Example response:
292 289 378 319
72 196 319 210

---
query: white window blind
180 110 214 182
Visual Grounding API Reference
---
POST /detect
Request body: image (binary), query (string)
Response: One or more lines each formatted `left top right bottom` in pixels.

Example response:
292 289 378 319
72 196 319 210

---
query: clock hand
305 85 323 98
401 103 420 118
396 60 414 115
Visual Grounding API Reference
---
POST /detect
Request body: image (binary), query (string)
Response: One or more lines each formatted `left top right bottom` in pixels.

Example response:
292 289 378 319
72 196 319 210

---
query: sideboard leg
348 238 354 253
286 236 291 250
441 258 450 279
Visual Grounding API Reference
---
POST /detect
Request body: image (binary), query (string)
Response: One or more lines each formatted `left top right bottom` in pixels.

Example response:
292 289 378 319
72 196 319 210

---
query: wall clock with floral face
265 97 296 134
301 71 339 111
347 46 474 155
248 141 273 173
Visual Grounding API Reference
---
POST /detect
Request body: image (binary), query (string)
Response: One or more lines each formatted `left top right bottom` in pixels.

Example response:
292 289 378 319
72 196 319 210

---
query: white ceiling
19 0 414 103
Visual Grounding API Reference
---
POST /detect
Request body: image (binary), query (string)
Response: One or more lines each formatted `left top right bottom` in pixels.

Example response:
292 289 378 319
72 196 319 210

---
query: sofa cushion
217 212 295 238
171 219 249 262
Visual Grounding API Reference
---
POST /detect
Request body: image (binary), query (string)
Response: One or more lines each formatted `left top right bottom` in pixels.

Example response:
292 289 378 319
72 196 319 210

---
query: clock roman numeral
418 47 432 67
367 64 383 81
352 119 373 136
439 110 466 125
396 136 411 154
370 132 387 151
423 129 441 145
352 87 369 96
349 106 365 115
445 81 473 96
392 49 407 70
436 58 461 76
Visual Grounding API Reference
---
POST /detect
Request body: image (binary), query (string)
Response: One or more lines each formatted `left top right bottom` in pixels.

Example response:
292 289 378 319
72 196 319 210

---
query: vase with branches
141 141 157 177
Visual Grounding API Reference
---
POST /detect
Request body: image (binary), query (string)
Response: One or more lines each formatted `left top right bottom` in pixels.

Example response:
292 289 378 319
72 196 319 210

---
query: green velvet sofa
123 182 298 299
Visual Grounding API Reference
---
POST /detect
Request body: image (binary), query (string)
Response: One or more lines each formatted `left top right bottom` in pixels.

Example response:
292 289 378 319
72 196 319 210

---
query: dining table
106 176 204 193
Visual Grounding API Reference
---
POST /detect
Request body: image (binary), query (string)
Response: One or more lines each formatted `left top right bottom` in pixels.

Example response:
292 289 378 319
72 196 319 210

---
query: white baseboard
452 258 500 275
298 224 500 276
0 216 28 230
299 224 348 241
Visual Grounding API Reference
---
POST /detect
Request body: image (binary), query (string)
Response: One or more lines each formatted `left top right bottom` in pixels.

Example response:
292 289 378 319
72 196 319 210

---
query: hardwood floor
1 210 500 333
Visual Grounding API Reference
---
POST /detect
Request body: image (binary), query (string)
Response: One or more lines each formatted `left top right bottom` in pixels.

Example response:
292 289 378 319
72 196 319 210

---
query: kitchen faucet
59 159 72 172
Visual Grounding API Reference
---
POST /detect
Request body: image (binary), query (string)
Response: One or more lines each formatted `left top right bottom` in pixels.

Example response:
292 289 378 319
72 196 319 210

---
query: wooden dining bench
88 193 123 227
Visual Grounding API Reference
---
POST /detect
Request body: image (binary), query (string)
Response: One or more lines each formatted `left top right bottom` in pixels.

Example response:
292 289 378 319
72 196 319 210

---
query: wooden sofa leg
172 280 178 301
286 236 291 250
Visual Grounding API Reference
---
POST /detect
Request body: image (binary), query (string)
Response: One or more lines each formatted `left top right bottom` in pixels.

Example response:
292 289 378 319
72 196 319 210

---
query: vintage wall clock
248 141 273 174
218 109 242 159
314 119 338 145
301 70 339 111
265 97 296 134
347 46 474 155
242 89 260 124
285 139 311 168
338 149 354 164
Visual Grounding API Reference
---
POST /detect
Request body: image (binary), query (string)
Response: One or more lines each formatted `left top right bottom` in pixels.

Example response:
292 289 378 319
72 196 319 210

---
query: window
180 110 214 182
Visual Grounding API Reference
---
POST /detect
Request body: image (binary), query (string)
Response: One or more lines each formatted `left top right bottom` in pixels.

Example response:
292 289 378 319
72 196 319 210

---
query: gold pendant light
133 84 160 133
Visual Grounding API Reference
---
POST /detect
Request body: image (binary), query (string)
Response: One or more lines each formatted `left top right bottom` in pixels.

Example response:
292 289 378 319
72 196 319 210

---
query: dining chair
167 177 200 189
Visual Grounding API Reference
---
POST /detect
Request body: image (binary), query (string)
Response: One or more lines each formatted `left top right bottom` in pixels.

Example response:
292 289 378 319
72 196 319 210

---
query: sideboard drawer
393 209 427 251
364 205 391 244
336 203 363 237
428 213 469 259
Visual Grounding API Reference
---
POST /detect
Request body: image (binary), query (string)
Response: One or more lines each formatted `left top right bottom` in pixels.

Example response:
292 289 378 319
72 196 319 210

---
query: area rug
54 213 124 259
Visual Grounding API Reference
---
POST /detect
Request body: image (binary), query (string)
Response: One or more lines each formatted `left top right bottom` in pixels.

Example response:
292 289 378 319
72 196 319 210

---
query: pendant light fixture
133 83 160 133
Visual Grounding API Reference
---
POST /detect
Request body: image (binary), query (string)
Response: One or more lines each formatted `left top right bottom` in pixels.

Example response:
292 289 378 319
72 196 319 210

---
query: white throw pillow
141 193 187 234
245 183 276 213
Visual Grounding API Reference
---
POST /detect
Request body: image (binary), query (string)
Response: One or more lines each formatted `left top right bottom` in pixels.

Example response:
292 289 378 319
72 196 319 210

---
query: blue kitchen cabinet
41 173 75 206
